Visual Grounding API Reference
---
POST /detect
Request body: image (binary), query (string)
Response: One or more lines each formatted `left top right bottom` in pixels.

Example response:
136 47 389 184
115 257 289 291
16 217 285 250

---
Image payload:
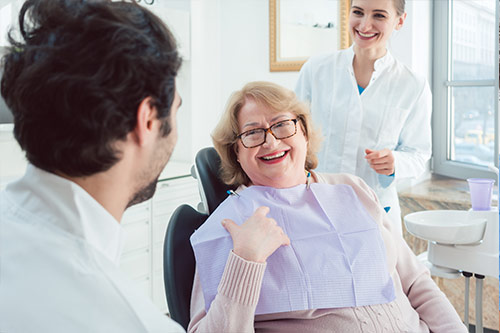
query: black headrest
195 147 233 214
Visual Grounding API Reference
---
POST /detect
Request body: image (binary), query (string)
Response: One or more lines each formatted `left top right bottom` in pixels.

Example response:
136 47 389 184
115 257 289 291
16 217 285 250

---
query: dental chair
163 147 229 329
192 147 234 214
163 204 208 330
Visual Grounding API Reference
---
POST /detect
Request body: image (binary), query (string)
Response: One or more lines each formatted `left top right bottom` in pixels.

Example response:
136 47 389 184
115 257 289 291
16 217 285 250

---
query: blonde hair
212 81 322 187
351 0 405 16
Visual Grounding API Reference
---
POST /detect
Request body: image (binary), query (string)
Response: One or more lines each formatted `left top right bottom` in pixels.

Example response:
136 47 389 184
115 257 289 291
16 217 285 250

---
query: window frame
432 0 499 180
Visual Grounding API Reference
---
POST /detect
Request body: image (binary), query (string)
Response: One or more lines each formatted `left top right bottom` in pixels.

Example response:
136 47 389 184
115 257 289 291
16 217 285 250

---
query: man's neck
58 167 131 222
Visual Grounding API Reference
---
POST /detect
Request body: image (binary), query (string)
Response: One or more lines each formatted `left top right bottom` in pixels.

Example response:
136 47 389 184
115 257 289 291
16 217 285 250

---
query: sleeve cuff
217 251 267 307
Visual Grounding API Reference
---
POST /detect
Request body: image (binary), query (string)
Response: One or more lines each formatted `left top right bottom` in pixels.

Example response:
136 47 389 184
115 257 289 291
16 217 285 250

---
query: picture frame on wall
269 0 352 72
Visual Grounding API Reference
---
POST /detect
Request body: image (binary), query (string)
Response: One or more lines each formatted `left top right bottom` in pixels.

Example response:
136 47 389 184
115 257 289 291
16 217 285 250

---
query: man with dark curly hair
0 0 184 331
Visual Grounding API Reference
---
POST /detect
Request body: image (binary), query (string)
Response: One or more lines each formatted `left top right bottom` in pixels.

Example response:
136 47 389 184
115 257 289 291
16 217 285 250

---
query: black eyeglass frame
236 118 300 148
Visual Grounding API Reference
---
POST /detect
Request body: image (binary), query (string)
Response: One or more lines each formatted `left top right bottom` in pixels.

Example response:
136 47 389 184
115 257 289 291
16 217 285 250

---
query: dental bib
190 183 395 315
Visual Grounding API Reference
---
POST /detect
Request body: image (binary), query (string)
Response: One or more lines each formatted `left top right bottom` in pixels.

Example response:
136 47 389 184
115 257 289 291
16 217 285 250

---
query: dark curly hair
0 0 181 176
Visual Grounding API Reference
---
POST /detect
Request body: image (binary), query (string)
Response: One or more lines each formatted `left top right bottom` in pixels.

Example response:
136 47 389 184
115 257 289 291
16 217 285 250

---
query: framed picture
269 0 352 72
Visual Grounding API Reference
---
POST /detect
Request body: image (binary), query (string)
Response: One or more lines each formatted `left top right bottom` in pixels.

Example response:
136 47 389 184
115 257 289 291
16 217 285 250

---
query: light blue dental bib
190 183 395 315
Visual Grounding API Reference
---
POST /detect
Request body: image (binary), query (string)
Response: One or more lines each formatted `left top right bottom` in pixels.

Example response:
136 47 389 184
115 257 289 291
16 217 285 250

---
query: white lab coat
0 165 185 333
295 47 432 233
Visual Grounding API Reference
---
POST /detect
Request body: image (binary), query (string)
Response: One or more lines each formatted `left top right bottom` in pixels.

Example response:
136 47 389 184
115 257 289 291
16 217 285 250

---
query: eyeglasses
237 118 299 148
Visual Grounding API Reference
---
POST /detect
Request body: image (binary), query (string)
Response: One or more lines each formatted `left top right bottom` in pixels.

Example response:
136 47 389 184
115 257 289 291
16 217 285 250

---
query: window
0 0 24 50
432 0 499 180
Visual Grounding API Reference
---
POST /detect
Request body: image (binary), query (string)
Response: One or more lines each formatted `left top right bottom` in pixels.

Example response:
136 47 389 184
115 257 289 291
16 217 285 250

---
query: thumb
282 234 291 246
254 206 270 217
221 219 238 235
365 148 373 155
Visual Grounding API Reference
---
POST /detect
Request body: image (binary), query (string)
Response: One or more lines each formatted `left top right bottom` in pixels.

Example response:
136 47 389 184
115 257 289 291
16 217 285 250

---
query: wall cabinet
120 175 200 313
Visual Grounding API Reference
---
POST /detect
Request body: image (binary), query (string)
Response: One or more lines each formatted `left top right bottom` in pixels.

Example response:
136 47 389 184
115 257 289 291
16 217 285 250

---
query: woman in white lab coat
295 0 432 234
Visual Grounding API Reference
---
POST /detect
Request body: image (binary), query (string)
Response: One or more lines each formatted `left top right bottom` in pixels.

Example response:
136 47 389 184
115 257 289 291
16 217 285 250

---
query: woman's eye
244 129 260 137
374 13 386 19
352 10 363 16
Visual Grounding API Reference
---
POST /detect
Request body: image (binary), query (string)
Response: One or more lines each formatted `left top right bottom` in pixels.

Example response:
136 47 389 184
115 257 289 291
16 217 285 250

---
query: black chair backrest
194 147 233 214
163 204 208 330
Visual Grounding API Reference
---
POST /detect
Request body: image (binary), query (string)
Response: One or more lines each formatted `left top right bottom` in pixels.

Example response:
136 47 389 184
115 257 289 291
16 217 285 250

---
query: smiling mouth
357 31 377 38
259 150 288 161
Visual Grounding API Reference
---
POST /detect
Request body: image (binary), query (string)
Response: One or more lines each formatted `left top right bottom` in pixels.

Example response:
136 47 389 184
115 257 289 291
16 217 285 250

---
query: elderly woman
188 81 466 332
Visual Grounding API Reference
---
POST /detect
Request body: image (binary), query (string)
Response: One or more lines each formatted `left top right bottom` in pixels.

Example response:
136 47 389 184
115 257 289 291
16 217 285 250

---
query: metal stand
474 274 485 333
462 271 472 329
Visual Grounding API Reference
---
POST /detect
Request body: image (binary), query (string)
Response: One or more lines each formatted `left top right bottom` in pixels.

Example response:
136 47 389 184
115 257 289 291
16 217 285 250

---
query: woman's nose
358 17 372 31
262 129 279 148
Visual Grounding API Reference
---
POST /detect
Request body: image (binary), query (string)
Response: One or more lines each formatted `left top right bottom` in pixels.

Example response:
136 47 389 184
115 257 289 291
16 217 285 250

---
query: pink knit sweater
188 173 467 332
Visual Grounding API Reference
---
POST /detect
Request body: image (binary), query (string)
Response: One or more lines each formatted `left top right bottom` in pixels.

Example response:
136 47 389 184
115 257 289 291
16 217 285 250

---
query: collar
346 45 395 72
5 164 124 264
373 48 394 72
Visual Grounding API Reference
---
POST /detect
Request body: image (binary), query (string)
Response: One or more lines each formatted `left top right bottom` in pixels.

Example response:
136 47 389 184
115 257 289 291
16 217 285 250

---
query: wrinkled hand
364 148 395 176
222 206 290 263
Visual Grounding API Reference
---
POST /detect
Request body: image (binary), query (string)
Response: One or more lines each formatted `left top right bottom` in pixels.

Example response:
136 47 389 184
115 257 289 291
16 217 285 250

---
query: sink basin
404 210 487 245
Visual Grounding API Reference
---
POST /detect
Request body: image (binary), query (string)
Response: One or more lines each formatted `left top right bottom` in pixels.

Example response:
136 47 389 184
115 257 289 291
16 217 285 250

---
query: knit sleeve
188 251 266 333
395 238 467 332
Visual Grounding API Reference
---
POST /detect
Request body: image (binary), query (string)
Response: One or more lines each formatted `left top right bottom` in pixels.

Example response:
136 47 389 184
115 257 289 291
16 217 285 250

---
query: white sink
404 210 487 245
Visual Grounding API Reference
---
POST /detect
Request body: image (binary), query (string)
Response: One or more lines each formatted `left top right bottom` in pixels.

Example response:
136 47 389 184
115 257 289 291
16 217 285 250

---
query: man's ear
134 97 157 147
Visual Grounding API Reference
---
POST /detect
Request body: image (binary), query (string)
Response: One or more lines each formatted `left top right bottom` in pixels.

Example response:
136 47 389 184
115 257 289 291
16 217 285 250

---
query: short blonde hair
212 81 322 187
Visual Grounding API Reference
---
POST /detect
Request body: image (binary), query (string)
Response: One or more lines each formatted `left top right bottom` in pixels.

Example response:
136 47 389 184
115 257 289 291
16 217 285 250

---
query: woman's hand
221 206 290 263
365 148 395 175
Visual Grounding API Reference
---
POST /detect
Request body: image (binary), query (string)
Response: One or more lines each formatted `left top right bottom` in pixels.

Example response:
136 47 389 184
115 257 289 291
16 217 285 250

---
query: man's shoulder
1 227 184 332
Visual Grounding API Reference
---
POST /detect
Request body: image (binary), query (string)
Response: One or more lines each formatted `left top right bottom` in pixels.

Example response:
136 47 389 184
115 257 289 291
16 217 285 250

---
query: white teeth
261 151 286 160
358 31 376 38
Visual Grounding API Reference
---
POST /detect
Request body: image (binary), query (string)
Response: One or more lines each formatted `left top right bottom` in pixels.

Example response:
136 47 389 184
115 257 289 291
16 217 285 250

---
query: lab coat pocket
376 107 409 149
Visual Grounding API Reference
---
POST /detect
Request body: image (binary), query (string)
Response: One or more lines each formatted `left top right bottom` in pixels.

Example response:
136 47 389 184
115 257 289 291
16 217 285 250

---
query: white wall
219 0 299 101
390 0 433 83
182 0 222 162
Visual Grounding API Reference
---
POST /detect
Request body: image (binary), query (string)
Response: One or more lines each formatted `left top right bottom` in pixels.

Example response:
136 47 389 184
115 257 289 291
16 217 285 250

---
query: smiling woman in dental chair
188 81 465 333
